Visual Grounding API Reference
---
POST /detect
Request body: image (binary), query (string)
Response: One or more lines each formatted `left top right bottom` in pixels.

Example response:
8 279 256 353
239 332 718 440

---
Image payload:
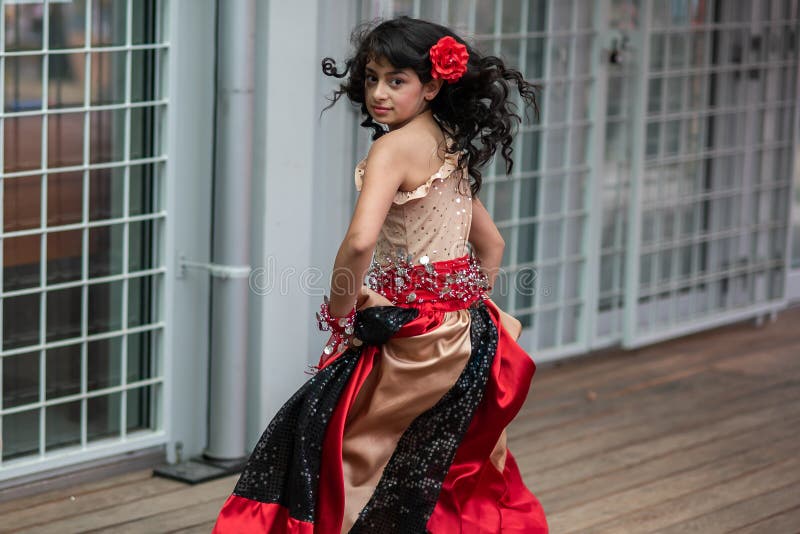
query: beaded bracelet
316 295 358 358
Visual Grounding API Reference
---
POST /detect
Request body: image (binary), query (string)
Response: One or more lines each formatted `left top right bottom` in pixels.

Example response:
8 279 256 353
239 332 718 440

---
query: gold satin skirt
340 288 523 533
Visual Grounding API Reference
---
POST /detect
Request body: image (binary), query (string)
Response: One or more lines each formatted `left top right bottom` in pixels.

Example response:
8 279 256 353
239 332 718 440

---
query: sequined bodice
353 149 473 268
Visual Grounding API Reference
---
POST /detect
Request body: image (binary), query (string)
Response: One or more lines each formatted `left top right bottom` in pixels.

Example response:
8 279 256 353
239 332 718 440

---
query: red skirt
212 255 548 533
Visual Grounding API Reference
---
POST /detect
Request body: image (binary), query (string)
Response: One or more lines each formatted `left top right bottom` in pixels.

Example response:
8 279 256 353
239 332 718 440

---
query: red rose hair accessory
429 35 469 83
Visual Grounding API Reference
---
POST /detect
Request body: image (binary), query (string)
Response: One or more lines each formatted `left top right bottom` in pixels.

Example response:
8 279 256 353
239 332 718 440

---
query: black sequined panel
231 305 420 523
232 348 360 521
349 300 498 534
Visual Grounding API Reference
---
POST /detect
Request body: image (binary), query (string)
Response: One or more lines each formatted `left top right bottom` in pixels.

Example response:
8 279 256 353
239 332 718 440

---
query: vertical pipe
622 0 652 347
204 0 255 460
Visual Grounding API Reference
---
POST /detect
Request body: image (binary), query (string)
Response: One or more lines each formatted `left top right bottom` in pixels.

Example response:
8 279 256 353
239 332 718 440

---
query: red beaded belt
365 252 490 312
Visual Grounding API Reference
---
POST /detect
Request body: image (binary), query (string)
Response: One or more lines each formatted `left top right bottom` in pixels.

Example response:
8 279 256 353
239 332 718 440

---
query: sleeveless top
354 146 473 268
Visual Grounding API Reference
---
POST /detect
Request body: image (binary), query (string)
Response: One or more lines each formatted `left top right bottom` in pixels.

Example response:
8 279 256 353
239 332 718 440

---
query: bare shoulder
366 128 418 164
359 132 409 195
375 126 445 191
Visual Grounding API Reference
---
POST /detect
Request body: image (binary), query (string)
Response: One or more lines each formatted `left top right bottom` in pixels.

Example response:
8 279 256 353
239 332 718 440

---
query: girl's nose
373 80 389 100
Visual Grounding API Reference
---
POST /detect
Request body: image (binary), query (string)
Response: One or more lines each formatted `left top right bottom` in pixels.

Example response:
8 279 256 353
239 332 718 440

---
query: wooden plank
172 520 218 533
0 475 186 532
509 365 789 448
728 504 800 533
517 380 800 484
520 341 800 428
509 371 781 454
656 480 800 533
515 371 800 461
0 469 154 516
582 454 800 533
513 341 800 440
101 499 224 533
0 305 795 532
529 310 800 403
523 391 800 494
547 443 800 533
537 414 800 513
529 309 799 400
13 475 237 534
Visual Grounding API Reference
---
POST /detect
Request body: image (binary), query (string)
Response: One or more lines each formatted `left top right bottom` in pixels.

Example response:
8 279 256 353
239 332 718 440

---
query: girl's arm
468 196 504 293
328 135 408 317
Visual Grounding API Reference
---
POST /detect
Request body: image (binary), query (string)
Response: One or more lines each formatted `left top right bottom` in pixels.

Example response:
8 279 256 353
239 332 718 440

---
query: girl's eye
390 78 403 86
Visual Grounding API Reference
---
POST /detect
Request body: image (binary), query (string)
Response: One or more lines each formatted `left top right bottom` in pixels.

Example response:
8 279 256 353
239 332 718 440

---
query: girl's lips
372 105 391 115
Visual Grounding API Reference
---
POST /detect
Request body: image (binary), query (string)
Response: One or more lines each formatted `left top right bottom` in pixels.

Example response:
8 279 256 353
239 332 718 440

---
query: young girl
213 16 547 533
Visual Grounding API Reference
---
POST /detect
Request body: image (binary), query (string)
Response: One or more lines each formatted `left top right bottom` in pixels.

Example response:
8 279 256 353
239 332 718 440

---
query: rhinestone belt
365 250 490 305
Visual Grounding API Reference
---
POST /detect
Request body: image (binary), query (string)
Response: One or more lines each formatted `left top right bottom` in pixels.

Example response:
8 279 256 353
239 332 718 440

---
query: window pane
89 223 125 277
4 55 43 112
4 2 43 52
48 0 87 50
91 0 127 47
0 0 163 474
2 351 40 409
132 1 160 44
1 409 40 461
128 330 156 383
46 229 82 284
88 392 121 441
518 177 540 219
46 343 82 399
3 293 40 351
47 171 84 227
4 175 41 232
90 109 125 164
88 336 122 391
130 219 159 272
89 166 125 221
129 275 159 327
492 181 514 222
48 53 85 109
45 400 81 451
4 116 42 172
46 286 82 342
516 222 537 263
525 38 546 80
131 106 160 160
91 51 127 105
130 164 160 215
131 49 160 102
126 385 154 432
3 234 40 291
88 280 123 334
474 0 496 34
48 112 85 168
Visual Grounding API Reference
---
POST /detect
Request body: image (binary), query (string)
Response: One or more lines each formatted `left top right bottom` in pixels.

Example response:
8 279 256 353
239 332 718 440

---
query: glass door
624 0 798 347
1 0 167 479
362 0 601 362
356 0 800 356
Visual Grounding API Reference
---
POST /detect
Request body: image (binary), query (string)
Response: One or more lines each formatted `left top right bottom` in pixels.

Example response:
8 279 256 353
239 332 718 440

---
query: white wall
247 0 360 446
164 0 216 463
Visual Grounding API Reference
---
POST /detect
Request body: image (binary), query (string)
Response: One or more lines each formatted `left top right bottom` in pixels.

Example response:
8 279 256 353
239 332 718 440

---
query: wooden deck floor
1 305 799 533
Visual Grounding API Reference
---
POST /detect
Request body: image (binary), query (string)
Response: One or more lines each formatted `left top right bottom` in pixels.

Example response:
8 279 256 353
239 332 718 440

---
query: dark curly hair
321 16 540 197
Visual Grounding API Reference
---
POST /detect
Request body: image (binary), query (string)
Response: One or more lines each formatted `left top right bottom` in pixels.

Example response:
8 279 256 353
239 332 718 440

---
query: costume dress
212 147 548 533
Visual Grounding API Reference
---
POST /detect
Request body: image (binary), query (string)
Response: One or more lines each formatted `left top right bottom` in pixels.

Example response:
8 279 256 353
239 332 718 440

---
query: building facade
1 0 799 486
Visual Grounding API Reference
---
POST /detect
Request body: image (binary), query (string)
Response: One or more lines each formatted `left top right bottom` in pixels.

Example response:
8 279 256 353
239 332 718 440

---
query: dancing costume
212 146 548 533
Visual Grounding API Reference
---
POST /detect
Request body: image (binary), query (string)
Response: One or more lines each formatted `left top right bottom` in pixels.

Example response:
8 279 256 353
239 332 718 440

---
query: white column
249 0 337 443
164 0 216 463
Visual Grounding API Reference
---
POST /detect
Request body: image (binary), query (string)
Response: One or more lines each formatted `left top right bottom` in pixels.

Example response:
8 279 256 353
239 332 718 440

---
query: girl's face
364 56 442 130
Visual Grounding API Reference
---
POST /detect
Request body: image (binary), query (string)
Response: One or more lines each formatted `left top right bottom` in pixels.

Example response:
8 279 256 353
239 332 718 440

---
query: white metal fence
0 0 167 480
362 0 799 359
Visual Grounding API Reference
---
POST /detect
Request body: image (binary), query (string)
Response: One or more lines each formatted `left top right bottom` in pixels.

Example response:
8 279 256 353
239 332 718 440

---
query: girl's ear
423 78 444 101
